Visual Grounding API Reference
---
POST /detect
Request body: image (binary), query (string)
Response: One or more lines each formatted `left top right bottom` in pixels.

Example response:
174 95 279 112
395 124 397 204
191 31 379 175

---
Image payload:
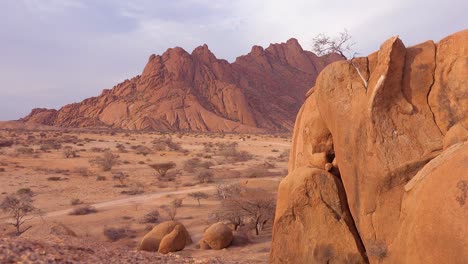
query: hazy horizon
1 0 467 121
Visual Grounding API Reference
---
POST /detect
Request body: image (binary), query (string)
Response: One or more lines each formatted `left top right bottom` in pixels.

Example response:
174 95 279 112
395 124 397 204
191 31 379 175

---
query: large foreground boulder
139 221 192 253
270 30 468 263
199 222 233 250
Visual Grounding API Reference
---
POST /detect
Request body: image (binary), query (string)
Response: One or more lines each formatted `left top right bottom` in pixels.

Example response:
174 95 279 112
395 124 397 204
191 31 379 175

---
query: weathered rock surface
270 30 468 263
158 225 187 254
139 221 191 253
21 40 341 133
199 222 233 250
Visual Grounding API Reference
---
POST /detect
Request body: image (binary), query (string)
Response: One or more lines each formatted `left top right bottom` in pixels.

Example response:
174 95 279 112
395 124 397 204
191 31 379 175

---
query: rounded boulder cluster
139 221 192 254
199 222 233 250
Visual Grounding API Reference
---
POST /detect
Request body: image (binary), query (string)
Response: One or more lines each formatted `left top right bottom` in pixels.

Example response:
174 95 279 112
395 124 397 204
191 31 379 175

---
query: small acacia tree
0 193 38 236
312 29 368 88
189 191 209 206
149 162 176 179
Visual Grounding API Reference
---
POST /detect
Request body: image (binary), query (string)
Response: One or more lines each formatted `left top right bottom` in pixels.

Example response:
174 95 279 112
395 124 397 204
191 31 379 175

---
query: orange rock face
270 30 468 263
22 39 341 132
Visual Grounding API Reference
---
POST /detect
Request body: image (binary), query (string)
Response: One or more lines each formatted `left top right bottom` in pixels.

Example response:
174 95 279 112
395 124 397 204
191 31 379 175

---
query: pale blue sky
0 0 466 120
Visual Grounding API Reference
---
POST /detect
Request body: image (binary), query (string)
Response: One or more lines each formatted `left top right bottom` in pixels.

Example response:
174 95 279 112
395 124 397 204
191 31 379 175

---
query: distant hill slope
21 39 341 133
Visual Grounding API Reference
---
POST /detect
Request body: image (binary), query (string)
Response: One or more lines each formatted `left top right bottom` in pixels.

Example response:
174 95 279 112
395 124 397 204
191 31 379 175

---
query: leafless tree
160 204 177 220
214 186 276 235
216 182 242 200
312 29 368 88
312 29 354 58
212 199 246 230
0 193 39 236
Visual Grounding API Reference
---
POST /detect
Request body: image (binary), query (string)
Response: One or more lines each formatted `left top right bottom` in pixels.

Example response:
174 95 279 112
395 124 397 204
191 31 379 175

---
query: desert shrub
165 138 182 151
74 167 90 177
152 137 184 152
112 172 129 186
70 198 83 205
47 176 63 181
91 151 119 171
0 139 14 148
15 147 34 156
196 169 214 183
39 140 62 151
271 149 279 152
152 142 166 151
0 168 5 172
90 147 107 153
183 158 213 173
103 227 134 242
96 176 107 181
171 198 183 208
16 188 34 197
182 182 196 187
134 145 152 156
141 210 160 223
63 147 78 158
115 143 127 153
216 143 253 162
121 182 144 195
69 205 97 215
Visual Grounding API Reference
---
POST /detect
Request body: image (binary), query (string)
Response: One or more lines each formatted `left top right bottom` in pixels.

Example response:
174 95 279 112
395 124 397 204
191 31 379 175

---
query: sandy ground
0 129 291 263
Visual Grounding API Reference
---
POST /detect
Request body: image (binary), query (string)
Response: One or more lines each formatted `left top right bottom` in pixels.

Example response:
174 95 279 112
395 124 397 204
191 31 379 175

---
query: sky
0 0 466 121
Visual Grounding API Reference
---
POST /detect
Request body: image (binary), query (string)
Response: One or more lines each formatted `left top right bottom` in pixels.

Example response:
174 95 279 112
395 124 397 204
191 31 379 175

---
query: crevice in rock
331 156 369 263
426 44 444 136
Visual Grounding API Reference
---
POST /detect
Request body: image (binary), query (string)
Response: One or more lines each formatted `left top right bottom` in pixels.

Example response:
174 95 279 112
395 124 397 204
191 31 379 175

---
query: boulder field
270 30 468 263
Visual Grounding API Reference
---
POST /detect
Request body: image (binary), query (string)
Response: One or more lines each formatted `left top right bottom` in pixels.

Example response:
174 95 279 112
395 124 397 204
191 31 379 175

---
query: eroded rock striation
22 39 341 132
270 30 468 263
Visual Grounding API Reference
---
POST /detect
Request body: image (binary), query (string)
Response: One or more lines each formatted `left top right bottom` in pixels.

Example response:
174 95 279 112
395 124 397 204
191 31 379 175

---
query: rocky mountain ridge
22 39 341 132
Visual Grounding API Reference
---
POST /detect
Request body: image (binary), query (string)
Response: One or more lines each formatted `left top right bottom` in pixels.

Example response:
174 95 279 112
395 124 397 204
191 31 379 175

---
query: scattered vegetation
70 198 83 205
63 146 78 158
141 210 160 224
69 205 97 215
103 227 135 242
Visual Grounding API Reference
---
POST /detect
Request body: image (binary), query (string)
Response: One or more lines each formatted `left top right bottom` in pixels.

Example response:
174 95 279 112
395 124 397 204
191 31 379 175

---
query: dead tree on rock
312 29 368 88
